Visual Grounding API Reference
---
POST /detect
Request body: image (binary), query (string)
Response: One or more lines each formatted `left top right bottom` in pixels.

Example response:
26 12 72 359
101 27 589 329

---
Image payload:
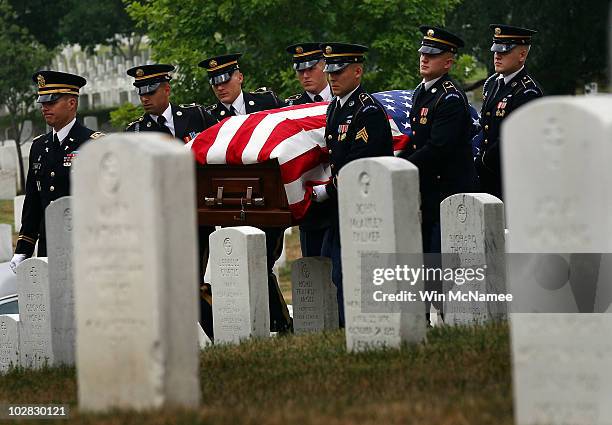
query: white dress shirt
422 75 443 91
500 66 524 84
307 84 332 102
149 104 175 136
223 91 246 115
53 117 76 144
338 85 360 108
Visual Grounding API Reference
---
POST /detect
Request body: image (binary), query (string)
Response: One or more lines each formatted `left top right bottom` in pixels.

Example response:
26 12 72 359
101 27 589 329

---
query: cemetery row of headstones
1 96 609 423
1 131 508 411
51 43 153 110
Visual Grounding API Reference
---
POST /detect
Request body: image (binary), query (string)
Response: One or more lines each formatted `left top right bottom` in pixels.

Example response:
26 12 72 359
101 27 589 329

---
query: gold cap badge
296 46 303 54
325 45 332 54
427 29 434 37
36 74 45 88
209 59 217 68
495 27 501 35
135 68 144 77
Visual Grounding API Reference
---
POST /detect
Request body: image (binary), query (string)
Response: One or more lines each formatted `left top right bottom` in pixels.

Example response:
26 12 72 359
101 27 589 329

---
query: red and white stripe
190 101 408 221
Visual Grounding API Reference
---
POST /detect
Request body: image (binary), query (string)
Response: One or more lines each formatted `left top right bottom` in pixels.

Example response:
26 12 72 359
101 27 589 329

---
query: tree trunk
7 104 26 194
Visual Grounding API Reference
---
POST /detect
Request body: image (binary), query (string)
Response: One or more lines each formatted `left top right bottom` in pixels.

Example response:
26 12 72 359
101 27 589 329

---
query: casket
196 160 297 227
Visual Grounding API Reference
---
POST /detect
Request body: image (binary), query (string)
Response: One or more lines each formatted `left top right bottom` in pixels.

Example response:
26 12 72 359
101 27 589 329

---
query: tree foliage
109 102 144 130
126 0 459 104
446 0 609 94
0 0 53 192
9 0 142 57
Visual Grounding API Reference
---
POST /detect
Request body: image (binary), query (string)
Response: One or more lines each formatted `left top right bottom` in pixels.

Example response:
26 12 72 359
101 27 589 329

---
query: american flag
190 89 479 220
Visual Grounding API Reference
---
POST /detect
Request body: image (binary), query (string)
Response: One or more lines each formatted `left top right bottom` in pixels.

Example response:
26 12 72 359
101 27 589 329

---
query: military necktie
156 115 173 136
314 94 323 102
53 134 61 145
229 105 237 116
493 78 506 99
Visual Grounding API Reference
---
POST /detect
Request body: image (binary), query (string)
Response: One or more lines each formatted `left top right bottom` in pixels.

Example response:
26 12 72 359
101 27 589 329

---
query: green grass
0 322 512 424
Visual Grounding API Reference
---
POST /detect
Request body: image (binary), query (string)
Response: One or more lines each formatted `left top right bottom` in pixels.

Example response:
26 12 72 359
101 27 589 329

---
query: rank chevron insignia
355 127 369 143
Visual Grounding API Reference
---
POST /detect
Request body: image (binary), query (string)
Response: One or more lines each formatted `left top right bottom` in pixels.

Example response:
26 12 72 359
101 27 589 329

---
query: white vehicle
0 262 18 320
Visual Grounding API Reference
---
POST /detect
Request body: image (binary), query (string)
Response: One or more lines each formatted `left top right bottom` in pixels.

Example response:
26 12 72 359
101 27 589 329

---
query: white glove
312 184 329 202
9 254 27 274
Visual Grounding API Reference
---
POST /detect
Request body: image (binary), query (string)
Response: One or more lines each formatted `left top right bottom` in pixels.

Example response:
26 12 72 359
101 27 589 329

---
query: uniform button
50 186 55 192
484 125 489 130
330 164 335 169
412 118 416 122
412 144 417 149
328 149 332 154
484 139 488 145
327 135 332 140
50 172 55 177
413 131 416 135
486 112 491 116
436 175 441 180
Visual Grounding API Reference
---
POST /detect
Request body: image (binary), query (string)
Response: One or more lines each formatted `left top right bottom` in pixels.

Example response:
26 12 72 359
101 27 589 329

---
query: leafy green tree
109 102 144 130
9 0 142 58
126 0 459 105
0 1 53 192
446 0 609 94
58 0 144 59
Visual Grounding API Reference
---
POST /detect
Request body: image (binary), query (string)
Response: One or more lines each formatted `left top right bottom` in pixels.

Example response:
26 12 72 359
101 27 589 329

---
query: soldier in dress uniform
477 25 543 200
125 64 217 141
198 53 282 120
398 26 477 254
398 26 478 325
285 43 333 257
126 63 219 339
284 43 332 106
10 71 104 273
199 52 292 336
312 42 394 326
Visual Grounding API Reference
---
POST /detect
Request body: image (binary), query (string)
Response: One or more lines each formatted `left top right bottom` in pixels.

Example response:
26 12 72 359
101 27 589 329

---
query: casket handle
216 186 224 205
204 186 224 206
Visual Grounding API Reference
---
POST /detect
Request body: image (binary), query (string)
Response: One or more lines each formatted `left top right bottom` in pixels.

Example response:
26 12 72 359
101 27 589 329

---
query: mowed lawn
0 323 512 425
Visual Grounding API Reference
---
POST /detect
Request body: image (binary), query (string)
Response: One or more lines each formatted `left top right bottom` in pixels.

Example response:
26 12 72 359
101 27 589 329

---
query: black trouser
198 226 292 340
299 225 328 257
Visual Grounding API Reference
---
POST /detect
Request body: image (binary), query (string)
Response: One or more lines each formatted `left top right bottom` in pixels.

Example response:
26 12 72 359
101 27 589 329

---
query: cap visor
491 43 515 53
294 59 320 71
323 62 349 73
136 82 161 95
36 94 62 103
210 73 232 85
419 45 444 55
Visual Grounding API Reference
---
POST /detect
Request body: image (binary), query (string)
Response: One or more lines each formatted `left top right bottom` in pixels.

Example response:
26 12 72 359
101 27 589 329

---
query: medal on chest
419 107 429 125
338 124 349 141
64 151 78 167
496 100 507 117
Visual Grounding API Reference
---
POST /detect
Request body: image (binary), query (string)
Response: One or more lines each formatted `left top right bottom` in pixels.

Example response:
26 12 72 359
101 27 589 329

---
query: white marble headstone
503 96 612 424
210 226 270 344
0 223 12 262
441 193 506 325
0 171 16 200
0 316 20 373
17 258 53 369
14 195 25 232
83 116 99 131
45 196 76 365
339 157 426 351
291 257 339 333
73 133 200 411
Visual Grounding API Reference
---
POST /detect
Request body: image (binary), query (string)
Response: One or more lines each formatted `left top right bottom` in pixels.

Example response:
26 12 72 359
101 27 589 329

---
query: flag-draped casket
190 91 414 227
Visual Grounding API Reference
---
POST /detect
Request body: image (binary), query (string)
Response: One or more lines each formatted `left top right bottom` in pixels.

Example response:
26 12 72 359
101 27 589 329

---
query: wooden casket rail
196 160 296 227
